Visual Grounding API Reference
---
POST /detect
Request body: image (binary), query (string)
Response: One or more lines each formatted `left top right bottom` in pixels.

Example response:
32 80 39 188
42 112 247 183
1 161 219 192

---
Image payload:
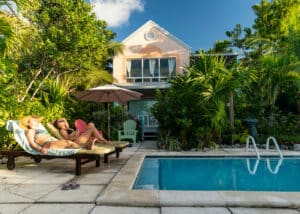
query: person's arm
69 130 80 141
59 128 71 140
63 118 70 129
26 129 47 154
59 128 79 140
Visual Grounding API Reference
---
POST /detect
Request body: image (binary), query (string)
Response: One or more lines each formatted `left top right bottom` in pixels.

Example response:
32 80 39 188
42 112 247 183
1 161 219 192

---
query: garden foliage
0 0 120 148
153 0 300 150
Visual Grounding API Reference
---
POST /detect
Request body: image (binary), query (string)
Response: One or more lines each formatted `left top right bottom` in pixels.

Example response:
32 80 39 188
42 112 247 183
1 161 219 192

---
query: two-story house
113 20 191 136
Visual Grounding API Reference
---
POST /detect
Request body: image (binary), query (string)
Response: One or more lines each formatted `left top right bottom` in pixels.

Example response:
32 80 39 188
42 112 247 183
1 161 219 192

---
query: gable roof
123 20 191 51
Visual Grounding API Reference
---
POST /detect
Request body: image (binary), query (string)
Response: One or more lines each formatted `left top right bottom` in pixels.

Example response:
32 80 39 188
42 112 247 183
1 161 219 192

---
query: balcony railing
138 114 158 128
126 76 168 83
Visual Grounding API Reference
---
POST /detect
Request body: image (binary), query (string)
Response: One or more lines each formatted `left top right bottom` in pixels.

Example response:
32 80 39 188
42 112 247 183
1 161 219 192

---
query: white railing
138 114 158 128
246 158 260 175
246 158 283 175
126 76 168 83
246 136 260 159
245 136 284 175
266 158 283 174
266 136 283 159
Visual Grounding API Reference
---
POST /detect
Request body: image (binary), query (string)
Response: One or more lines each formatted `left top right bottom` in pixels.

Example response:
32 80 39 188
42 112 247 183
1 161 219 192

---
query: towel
6 120 79 156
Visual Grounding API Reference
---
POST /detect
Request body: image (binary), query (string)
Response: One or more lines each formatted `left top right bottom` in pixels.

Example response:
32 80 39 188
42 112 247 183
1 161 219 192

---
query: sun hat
18 115 43 130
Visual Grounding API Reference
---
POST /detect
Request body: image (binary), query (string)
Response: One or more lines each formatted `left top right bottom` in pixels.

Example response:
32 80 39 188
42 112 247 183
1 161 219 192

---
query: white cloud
91 0 144 27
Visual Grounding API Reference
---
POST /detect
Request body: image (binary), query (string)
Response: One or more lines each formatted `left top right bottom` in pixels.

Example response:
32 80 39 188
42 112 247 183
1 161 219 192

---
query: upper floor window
126 57 176 83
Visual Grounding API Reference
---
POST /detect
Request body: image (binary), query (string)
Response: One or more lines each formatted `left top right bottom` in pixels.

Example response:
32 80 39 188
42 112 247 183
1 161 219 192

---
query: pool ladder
246 136 283 175
245 136 283 159
246 136 260 159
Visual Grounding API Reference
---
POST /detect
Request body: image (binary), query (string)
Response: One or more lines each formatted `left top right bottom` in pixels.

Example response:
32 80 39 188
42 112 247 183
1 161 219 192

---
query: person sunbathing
53 118 110 144
19 116 94 155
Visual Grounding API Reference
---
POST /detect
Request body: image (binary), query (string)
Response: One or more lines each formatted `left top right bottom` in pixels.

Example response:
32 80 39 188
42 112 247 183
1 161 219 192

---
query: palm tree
0 0 38 59
257 54 300 126
191 53 234 141
187 52 247 144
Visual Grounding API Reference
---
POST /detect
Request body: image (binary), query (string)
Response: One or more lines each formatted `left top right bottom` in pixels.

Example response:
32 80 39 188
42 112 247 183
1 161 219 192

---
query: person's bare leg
85 138 96 150
44 140 81 149
87 123 110 144
75 129 95 146
67 140 82 148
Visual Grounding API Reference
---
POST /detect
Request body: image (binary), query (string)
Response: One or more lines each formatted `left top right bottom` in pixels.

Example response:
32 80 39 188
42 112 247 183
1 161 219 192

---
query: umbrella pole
108 103 110 139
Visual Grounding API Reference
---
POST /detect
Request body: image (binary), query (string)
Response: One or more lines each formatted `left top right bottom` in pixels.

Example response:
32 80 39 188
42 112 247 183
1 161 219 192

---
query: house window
126 57 176 83
143 59 159 77
160 58 176 77
129 59 142 77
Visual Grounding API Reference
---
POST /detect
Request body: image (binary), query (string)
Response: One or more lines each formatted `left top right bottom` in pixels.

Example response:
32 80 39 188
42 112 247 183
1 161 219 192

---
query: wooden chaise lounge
0 146 115 175
101 141 130 163
3 120 116 175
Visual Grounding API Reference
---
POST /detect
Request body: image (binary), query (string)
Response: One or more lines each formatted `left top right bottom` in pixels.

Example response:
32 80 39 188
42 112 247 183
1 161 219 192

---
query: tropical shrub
157 131 181 151
153 52 246 150
257 110 300 143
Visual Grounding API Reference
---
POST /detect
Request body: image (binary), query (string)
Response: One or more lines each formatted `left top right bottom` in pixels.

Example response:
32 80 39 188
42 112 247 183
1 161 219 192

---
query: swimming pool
133 156 300 191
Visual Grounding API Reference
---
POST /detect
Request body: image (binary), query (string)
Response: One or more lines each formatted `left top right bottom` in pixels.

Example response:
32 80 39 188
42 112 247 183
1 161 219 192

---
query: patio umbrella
74 84 142 138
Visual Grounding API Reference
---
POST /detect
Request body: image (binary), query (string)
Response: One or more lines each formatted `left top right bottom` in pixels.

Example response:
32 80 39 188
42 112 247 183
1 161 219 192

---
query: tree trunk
229 92 234 129
18 68 42 102
30 68 54 101
19 57 45 102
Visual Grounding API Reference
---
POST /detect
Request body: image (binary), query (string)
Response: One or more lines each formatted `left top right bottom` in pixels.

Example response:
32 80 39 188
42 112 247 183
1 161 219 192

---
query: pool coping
96 150 300 208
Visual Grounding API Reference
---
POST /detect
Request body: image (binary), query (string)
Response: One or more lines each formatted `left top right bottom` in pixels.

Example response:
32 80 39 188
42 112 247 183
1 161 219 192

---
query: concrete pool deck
1 141 300 214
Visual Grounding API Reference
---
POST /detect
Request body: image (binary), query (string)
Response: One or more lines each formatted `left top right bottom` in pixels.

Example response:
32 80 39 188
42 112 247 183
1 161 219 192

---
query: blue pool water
133 156 300 191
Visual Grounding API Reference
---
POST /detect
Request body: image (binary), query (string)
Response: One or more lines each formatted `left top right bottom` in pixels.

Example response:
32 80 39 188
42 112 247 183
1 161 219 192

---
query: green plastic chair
118 120 138 145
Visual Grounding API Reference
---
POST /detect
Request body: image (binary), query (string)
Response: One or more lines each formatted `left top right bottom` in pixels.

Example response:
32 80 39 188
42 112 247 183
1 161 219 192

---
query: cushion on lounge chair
46 122 64 140
77 144 114 155
108 141 130 148
6 120 79 156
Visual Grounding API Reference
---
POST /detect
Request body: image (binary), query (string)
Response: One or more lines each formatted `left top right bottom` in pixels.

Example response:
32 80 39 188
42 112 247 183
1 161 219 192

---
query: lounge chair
75 119 130 161
118 119 138 146
0 120 115 175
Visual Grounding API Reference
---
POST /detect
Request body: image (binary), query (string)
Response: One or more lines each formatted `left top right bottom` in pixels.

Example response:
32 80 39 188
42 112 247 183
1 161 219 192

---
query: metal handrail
267 158 283 174
246 158 260 175
266 136 283 159
246 136 260 159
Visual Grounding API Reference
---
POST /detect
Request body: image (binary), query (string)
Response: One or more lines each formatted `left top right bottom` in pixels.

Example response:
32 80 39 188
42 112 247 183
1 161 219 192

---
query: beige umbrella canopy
74 84 143 138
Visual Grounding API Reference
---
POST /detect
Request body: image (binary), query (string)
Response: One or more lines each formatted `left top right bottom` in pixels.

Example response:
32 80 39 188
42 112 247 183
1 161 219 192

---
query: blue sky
91 0 261 51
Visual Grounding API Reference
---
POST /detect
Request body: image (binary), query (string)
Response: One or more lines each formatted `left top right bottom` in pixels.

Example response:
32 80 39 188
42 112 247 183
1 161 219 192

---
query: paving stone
91 206 160 214
0 184 34 203
0 175 28 185
161 207 231 214
76 172 115 185
109 156 132 165
38 185 105 203
22 172 74 185
89 163 122 173
139 141 158 150
2 184 59 201
159 191 225 206
230 208 300 214
20 204 95 214
220 191 300 207
0 204 31 214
